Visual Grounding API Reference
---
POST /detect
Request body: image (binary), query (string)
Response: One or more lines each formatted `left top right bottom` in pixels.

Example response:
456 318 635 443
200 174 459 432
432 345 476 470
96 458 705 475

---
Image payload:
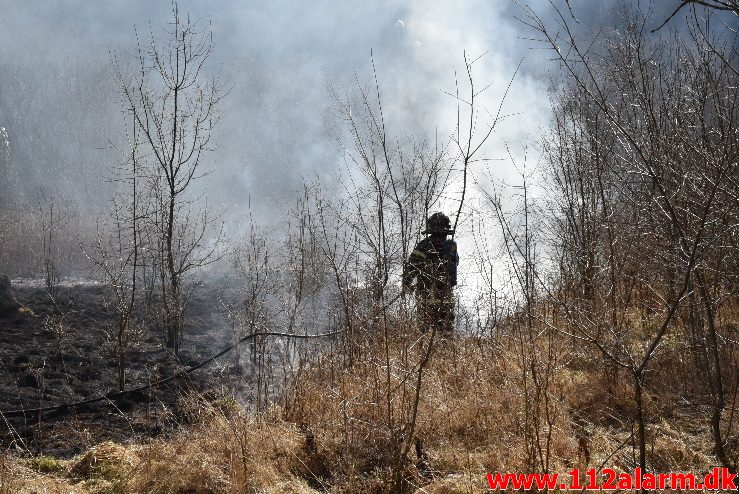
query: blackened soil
0 280 252 457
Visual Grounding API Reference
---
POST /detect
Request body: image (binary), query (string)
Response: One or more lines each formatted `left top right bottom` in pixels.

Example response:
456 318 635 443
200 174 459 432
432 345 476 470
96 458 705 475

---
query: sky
0 0 718 292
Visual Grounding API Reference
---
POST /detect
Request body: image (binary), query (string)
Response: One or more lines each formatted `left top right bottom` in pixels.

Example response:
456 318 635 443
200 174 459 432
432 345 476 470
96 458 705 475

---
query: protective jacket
403 235 458 333
403 236 458 298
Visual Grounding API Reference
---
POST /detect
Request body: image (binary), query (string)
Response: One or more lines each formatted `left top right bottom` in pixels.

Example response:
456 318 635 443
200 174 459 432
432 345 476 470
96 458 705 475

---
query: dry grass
3 317 734 493
5 406 320 494
284 332 579 488
102 409 318 493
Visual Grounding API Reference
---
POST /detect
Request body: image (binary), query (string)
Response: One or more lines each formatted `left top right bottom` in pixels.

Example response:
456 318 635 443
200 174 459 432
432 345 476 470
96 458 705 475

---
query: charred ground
0 277 250 457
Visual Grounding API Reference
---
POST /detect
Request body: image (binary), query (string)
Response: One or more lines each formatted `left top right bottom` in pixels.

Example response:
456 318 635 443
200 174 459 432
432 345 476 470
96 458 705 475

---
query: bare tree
520 0 739 479
0 127 9 201
85 115 145 391
112 2 225 354
303 53 518 492
653 0 739 33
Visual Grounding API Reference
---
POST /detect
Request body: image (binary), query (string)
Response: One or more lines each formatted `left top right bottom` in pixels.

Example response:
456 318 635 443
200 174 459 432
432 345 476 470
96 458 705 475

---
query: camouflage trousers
416 294 455 335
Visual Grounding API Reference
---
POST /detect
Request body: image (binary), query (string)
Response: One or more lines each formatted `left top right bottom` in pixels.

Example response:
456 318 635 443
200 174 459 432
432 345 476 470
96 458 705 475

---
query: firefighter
402 212 459 334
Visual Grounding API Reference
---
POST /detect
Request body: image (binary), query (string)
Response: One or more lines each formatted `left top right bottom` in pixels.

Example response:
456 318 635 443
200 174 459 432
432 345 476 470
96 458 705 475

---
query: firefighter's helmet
422 212 454 235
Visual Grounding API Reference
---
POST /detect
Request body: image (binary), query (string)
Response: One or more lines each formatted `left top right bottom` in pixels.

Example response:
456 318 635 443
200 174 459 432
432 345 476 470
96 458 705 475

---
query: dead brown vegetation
4 304 736 493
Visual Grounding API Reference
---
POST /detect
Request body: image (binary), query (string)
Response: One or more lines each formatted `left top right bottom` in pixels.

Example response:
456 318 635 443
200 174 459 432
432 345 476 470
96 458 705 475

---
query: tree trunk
633 370 647 494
